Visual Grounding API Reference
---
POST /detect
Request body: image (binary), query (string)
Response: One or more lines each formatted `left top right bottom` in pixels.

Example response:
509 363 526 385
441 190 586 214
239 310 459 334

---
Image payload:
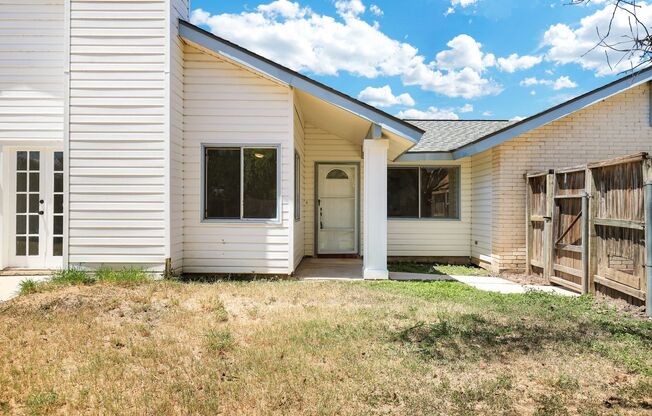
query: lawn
389 262 491 276
1 278 650 415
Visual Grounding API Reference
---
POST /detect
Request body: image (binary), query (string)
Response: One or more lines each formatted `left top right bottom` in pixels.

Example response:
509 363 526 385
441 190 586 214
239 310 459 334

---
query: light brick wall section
491 83 652 272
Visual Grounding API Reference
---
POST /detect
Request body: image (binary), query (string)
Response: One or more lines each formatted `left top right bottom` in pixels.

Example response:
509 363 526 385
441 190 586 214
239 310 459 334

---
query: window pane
17 152 27 171
243 148 277 219
16 215 26 235
54 173 63 193
29 173 39 192
54 194 63 214
17 194 26 214
29 215 39 234
29 194 39 213
17 172 26 192
29 152 40 170
294 152 300 221
54 216 63 235
388 168 419 217
28 236 39 256
54 152 64 172
421 167 459 219
16 237 26 256
53 237 63 257
205 148 241 219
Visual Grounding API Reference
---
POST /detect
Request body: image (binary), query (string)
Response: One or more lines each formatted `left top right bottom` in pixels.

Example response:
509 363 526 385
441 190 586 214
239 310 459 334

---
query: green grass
19 267 151 295
388 262 491 276
3 279 650 415
367 281 652 376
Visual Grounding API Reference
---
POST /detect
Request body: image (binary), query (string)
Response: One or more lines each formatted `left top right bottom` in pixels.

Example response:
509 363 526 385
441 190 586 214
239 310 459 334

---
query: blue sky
188 0 648 120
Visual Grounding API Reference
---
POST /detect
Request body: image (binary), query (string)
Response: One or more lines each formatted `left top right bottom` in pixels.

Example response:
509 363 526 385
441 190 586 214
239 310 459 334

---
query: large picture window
204 146 278 220
387 166 460 219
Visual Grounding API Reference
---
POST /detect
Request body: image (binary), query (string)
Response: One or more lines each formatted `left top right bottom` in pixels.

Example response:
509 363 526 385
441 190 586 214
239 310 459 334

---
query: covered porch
291 88 421 279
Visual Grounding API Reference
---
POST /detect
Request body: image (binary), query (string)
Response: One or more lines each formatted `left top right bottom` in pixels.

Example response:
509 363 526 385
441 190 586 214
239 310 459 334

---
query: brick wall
491 83 652 272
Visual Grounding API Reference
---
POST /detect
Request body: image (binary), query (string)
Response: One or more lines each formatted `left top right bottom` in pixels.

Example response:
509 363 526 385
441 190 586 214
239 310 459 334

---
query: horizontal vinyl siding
182 44 292 274
67 0 168 269
0 0 64 143
388 159 472 257
471 149 492 262
293 104 305 268
303 124 363 256
170 0 189 272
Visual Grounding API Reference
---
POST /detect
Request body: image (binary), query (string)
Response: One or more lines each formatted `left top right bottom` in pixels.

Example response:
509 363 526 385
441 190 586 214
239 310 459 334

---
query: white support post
363 137 389 280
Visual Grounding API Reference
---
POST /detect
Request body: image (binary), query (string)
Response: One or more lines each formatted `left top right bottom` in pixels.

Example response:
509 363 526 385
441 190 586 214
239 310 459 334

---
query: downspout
645 181 652 317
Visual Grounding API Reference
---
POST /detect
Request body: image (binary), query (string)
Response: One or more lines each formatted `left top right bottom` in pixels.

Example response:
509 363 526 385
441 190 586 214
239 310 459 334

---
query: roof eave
178 20 424 143
451 66 652 159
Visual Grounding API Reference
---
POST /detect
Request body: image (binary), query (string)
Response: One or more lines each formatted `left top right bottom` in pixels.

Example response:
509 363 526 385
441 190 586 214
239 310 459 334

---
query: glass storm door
317 164 359 255
10 150 64 269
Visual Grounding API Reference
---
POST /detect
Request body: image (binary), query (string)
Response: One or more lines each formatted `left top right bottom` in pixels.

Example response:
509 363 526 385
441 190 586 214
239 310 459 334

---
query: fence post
543 172 555 282
525 175 532 276
645 179 652 317
581 192 589 294
586 167 597 295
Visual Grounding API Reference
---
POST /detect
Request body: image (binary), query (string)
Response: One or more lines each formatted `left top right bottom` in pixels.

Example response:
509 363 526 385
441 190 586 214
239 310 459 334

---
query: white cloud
369 4 383 16
552 75 577 90
496 54 543 73
357 85 415 107
451 0 478 7
459 103 474 113
257 0 308 18
335 0 365 18
519 76 577 90
482 111 493 117
530 90 536 96
542 2 652 76
444 7 455 16
397 106 460 120
435 34 496 72
190 2 502 99
510 116 526 121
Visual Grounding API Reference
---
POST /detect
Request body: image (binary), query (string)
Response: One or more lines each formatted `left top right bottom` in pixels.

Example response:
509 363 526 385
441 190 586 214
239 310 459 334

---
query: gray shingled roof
405 120 515 153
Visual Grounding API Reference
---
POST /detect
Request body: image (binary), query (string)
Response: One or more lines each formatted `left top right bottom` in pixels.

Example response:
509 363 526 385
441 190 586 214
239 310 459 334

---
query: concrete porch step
0 268 54 277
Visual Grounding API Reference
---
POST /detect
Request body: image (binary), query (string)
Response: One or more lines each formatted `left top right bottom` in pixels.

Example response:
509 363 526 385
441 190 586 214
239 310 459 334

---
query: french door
8 149 64 269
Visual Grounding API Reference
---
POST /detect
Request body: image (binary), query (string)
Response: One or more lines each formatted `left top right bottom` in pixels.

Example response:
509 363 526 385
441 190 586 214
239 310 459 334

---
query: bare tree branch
570 0 651 73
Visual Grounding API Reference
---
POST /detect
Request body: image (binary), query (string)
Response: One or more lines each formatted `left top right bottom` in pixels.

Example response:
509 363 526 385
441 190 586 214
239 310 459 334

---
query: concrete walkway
0 275 50 302
450 275 578 296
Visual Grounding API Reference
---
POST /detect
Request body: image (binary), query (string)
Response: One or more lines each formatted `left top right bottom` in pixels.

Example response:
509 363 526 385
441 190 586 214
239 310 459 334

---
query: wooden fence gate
526 153 650 307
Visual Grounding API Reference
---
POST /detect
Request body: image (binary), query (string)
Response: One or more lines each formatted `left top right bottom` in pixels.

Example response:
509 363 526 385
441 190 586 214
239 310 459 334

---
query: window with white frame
204 146 279 220
294 151 300 221
387 166 460 219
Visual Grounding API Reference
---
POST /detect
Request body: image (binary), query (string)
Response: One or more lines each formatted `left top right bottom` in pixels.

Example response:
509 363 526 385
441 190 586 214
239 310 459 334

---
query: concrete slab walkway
0 275 50 302
450 275 579 296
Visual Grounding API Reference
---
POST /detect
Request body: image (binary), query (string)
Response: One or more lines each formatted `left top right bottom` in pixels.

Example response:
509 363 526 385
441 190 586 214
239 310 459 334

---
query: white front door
317 164 359 255
7 149 64 269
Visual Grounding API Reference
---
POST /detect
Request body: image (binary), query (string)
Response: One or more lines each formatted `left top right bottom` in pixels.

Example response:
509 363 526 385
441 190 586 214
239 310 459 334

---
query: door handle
319 206 323 230
38 211 44 215
39 199 44 204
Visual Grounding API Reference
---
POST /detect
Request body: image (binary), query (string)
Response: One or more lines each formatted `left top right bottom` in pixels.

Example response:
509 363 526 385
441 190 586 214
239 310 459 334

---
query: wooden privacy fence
526 153 651 310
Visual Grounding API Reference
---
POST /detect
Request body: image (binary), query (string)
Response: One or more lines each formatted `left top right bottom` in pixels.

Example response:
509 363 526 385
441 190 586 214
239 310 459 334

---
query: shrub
19 279 39 295
95 266 150 284
50 268 94 285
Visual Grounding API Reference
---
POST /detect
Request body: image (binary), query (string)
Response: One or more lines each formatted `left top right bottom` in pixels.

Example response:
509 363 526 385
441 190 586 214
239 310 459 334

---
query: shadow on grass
393 311 652 369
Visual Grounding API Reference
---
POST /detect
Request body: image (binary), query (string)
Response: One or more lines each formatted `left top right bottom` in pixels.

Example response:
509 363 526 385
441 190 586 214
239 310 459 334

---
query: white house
2 1 652 279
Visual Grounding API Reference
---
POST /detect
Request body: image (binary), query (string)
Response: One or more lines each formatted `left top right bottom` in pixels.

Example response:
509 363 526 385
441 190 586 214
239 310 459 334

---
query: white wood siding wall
303 124 363 256
0 0 64 144
182 44 293 274
470 149 492 262
387 159 472 258
170 0 189 272
293 103 306 268
67 0 168 269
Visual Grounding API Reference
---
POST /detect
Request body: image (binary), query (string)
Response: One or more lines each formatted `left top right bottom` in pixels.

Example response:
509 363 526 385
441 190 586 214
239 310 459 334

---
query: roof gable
178 20 423 143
